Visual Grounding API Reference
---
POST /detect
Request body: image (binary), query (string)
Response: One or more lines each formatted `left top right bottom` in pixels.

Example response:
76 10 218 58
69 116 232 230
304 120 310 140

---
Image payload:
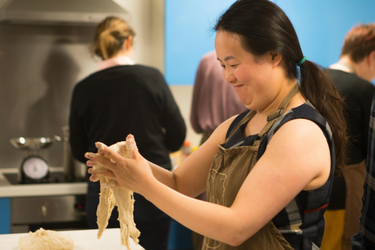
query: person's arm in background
190 55 207 134
69 84 89 163
361 84 375 155
157 70 187 152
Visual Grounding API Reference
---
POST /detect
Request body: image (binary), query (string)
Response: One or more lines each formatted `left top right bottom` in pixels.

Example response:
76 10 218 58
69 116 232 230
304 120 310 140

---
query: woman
85 1 347 249
69 16 186 250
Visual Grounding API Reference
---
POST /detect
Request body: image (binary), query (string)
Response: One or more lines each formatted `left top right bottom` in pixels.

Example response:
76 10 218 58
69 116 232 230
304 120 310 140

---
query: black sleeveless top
224 102 335 250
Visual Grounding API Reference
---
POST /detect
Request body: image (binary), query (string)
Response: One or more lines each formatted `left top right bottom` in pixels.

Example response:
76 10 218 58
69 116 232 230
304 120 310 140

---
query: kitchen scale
10 136 61 184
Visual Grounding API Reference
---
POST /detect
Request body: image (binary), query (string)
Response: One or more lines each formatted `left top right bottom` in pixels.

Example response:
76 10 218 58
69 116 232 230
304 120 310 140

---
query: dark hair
92 16 135 60
215 0 347 174
341 23 375 63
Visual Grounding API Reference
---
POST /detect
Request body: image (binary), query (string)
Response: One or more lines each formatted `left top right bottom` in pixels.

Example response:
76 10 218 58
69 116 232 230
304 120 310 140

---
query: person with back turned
69 16 186 250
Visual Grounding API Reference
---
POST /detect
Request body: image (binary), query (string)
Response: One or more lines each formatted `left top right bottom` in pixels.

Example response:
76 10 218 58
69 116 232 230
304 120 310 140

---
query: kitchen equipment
0 168 88 234
62 126 87 182
0 0 129 26
10 136 60 151
10 136 61 184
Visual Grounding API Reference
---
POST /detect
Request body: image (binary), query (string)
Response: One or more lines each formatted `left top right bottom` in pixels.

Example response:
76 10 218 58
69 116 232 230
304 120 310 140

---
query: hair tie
297 56 307 66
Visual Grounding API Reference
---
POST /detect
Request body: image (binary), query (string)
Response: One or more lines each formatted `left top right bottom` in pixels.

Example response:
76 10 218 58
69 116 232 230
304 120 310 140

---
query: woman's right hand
85 135 156 194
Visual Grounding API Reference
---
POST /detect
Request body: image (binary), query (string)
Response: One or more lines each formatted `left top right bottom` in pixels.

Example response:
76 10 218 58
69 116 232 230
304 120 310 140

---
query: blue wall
165 0 375 85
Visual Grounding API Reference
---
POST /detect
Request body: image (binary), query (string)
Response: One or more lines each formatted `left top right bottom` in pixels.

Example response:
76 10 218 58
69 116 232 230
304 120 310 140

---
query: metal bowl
10 136 61 150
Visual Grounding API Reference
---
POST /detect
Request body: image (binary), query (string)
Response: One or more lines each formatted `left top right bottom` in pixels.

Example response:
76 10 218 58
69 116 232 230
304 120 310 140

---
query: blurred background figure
69 16 186 250
189 50 245 250
190 50 245 145
321 23 375 250
352 90 375 250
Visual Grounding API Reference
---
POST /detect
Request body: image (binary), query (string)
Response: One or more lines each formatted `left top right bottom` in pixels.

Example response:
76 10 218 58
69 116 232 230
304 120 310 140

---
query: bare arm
86 118 330 246
142 117 234 197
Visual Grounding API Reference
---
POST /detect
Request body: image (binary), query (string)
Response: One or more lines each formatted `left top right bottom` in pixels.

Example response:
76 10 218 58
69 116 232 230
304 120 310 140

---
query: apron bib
202 84 299 250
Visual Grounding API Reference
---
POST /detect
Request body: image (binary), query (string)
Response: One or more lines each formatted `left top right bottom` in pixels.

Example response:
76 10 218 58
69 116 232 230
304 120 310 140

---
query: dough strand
93 134 141 249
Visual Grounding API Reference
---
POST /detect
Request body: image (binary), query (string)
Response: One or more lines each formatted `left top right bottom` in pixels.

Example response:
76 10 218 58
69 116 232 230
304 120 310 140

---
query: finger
86 152 118 172
130 141 143 161
126 134 135 143
89 174 100 182
86 160 97 167
86 156 116 171
96 142 123 164
88 167 116 179
85 152 97 160
95 142 108 155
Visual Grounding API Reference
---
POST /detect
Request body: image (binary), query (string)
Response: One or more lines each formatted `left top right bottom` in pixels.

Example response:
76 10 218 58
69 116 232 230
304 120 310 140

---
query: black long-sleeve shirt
327 69 375 165
69 65 186 170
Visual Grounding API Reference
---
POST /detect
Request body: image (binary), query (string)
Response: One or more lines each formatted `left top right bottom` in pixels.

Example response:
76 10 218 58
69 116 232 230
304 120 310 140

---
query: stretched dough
18 228 74 250
93 134 140 250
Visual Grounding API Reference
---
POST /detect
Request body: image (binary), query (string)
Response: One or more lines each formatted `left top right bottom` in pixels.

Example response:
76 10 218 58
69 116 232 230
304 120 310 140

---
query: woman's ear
124 36 133 51
269 51 282 68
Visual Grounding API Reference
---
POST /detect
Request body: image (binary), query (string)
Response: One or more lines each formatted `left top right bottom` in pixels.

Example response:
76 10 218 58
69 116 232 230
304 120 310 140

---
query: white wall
170 85 201 148
113 0 164 73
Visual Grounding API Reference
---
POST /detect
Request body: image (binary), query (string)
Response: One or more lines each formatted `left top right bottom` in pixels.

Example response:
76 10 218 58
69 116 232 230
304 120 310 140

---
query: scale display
9 137 61 183
21 156 49 180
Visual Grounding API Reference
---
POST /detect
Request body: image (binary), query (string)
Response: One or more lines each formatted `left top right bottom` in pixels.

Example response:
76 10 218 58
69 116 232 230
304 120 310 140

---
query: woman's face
215 30 279 111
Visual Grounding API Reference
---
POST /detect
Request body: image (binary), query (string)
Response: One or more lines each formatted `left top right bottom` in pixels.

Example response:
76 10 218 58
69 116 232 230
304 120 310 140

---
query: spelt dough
93 134 140 250
18 228 74 250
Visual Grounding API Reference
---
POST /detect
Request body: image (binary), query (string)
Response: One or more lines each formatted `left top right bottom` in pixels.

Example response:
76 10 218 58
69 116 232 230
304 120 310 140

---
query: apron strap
226 83 300 143
225 110 257 142
258 83 299 137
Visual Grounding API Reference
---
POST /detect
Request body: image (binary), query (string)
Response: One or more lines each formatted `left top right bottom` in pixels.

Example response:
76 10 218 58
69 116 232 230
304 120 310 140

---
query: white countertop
0 228 144 250
0 168 87 198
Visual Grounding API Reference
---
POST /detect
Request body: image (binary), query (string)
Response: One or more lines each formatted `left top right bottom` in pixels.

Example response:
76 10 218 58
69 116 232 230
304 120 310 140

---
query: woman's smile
233 84 244 92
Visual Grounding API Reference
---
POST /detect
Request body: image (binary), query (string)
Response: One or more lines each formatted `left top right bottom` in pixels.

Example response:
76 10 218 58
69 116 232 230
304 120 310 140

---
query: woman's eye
231 64 238 68
221 64 226 69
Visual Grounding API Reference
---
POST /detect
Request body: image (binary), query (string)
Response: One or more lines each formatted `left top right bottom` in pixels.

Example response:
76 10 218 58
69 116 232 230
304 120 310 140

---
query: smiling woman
215 32 283 112
85 0 347 249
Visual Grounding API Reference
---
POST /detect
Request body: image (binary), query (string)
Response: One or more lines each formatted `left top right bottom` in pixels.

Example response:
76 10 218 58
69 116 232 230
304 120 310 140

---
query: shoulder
201 51 216 62
269 103 332 142
327 69 375 94
77 65 165 87
208 113 242 146
264 116 331 189
226 110 250 138
95 65 164 78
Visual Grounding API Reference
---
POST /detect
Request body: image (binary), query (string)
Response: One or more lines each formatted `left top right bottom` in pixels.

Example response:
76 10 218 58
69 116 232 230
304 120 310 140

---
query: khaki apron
202 84 300 250
321 161 366 250
342 160 366 250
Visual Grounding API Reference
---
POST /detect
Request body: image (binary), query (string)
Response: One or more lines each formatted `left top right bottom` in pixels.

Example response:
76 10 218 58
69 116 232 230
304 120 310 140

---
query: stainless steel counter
0 167 87 198
0 167 89 233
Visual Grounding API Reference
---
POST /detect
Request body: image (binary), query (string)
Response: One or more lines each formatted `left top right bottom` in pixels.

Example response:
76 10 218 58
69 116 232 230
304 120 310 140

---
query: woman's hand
85 137 155 194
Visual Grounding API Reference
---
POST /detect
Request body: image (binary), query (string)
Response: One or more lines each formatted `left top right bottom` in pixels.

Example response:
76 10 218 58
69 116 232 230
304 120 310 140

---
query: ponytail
92 16 135 60
299 60 347 174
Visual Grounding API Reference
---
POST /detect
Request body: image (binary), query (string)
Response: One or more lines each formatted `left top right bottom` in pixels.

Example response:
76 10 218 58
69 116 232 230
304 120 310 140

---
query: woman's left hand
85 139 154 194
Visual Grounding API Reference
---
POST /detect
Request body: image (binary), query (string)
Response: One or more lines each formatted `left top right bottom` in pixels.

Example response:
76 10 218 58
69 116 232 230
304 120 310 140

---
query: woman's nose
223 69 235 84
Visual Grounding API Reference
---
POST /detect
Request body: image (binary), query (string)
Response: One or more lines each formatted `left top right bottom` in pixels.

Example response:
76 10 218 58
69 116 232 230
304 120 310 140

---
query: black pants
86 181 171 250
